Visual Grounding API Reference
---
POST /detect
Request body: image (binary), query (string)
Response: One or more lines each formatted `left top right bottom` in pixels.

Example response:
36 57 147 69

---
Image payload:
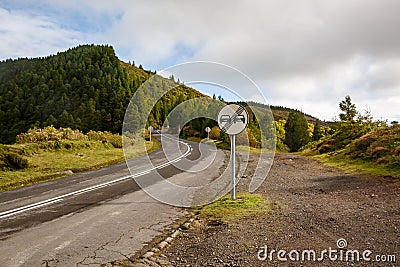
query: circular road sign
205 126 211 133
218 104 248 135
148 126 153 132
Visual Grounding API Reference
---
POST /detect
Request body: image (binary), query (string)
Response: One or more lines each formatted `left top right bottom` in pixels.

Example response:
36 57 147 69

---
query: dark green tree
335 95 376 146
339 95 357 123
284 111 311 152
312 120 322 141
0 44 210 143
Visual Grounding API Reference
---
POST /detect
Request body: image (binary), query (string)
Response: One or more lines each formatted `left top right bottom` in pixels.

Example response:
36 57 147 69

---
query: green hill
0 45 205 143
306 124 400 178
244 101 330 126
0 44 330 148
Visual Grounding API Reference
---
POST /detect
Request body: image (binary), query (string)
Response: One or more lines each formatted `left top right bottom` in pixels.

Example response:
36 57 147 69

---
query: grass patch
0 139 161 192
313 152 400 178
236 145 276 154
196 192 269 223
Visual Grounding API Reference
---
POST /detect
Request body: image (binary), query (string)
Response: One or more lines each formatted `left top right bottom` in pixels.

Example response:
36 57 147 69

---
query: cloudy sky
1 0 399 122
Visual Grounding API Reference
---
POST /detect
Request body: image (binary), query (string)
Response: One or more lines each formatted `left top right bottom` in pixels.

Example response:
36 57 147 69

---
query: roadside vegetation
1 44 398 193
302 96 400 178
0 44 205 144
195 192 269 224
183 95 399 178
0 126 159 191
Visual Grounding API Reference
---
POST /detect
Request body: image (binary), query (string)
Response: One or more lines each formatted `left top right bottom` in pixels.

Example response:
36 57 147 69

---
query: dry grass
0 139 160 192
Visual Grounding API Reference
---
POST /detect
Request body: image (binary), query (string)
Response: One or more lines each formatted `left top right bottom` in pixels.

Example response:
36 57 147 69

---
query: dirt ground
152 153 400 267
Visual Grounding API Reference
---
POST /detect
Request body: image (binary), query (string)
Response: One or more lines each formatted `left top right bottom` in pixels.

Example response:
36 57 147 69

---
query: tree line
0 44 337 151
0 45 203 143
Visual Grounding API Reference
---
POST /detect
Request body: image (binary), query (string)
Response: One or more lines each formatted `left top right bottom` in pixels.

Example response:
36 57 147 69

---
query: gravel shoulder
158 153 400 266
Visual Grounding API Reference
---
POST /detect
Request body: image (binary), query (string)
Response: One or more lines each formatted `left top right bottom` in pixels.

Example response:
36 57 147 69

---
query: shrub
393 146 400 156
107 135 122 148
16 127 122 149
317 139 338 154
389 157 400 169
3 152 29 170
353 134 375 152
209 126 220 140
181 125 200 138
368 146 390 159
87 130 122 148
376 157 389 164
276 139 289 152
17 126 87 143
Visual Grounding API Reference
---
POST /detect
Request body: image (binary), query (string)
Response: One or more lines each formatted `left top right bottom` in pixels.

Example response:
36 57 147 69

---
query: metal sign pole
205 126 211 140
217 104 248 201
230 134 236 200
148 126 153 142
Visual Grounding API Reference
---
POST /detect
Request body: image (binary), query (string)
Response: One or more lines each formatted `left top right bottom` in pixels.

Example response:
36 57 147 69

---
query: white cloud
0 8 82 59
1 0 399 121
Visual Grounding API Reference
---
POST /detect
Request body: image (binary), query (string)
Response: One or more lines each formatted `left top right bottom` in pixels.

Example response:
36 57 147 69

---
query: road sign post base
230 134 236 200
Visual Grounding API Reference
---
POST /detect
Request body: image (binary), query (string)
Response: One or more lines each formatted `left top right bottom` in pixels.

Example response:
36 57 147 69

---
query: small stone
151 247 160 253
165 237 174 243
142 258 159 267
158 241 169 249
171 230 181 238
156 257 173 266
143 251 154 258
181 222 190 230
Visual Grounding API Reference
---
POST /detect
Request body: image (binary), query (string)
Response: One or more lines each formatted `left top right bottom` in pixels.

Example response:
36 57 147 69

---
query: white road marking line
0 136 190 219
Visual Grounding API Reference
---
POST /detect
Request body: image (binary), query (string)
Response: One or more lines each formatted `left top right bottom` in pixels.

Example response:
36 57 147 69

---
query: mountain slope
245 101 330 125
0 45 205 143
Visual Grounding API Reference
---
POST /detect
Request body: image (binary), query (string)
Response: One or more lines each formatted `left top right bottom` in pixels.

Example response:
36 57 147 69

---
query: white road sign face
148 126 153 132
205 127 211 133
218 104 248 135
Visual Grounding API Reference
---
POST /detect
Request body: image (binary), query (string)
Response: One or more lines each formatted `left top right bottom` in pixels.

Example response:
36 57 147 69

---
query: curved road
0 135 226 266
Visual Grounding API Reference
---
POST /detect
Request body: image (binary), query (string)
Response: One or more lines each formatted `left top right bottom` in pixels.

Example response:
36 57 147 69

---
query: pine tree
312 120 322 141
284 111 311 152
339 95 357 123
0 44 208 143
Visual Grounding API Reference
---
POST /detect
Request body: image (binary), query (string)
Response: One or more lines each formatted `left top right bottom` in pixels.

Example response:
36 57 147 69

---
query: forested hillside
0 45 204 143
246 101 331 125
0 44 328 151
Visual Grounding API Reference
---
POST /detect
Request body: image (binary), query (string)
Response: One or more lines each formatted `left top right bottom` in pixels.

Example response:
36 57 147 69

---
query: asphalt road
0 135 226 266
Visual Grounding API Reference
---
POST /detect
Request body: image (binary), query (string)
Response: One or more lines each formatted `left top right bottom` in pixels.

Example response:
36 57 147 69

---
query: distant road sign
217 104 248 135
205 126 211 140
148 126 153 142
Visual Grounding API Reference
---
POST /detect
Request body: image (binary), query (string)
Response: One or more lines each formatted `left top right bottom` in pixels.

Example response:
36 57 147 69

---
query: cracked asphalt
0 136 226 266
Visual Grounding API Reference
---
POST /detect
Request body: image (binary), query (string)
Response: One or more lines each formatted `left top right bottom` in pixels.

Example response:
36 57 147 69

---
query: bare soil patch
162 153 400 266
